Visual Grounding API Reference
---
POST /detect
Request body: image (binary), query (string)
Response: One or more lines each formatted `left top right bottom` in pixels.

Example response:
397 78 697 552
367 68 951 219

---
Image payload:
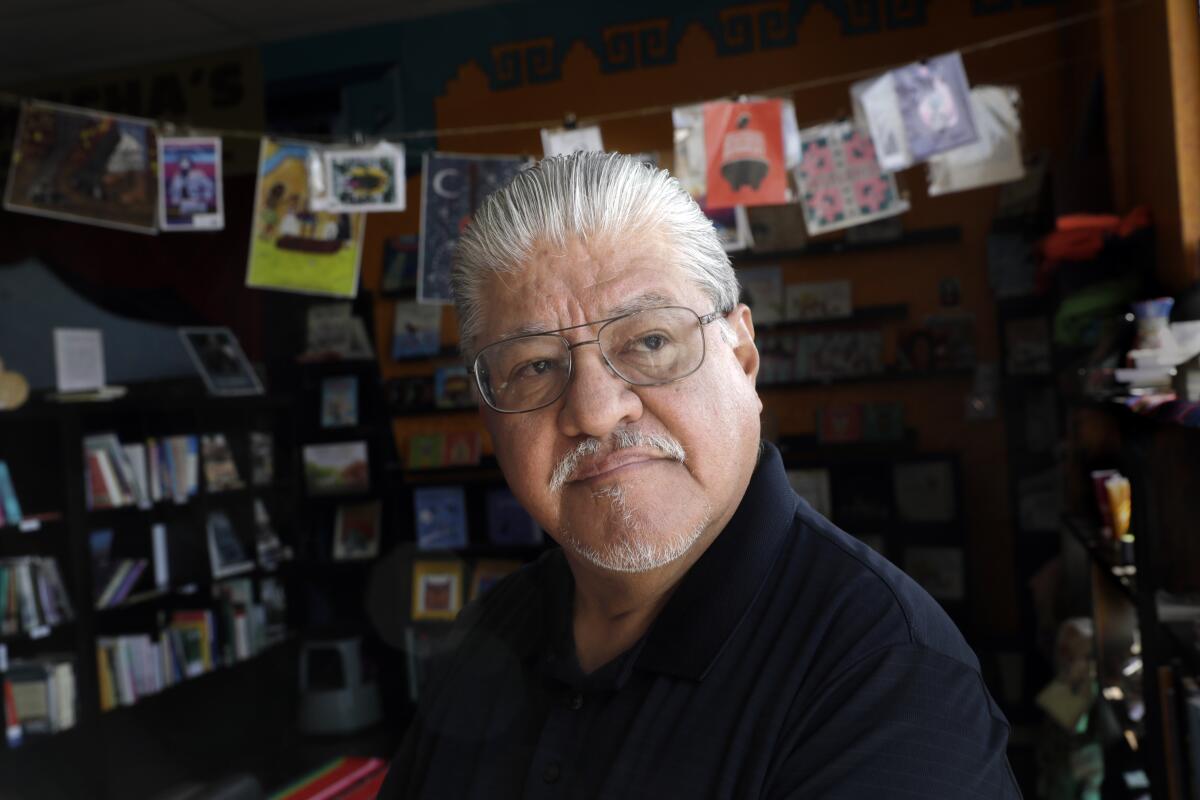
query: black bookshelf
0 384 300 800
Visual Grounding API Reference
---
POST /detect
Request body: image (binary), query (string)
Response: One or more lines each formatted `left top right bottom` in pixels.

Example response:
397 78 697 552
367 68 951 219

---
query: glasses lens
476 335 571 412
600 307 704 385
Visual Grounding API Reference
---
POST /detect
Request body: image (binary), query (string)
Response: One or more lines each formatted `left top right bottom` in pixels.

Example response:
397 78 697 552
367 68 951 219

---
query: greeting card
794 122 909 236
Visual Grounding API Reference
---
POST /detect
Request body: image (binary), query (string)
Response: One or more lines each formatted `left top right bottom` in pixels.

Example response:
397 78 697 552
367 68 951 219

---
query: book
411 560 464 621
303 442 370 496
206 511 254 579
893 459 957 523
784 280 852 322
737 266 784 325
433 366 475 409
151 523 169 589
443 431 482 467
485 489 543 547
0 461 23 525
321 376 359 428
407 433 446 470
392 301 442 359
381 234 419 295
253 499 289 570
413 487 468 550
249 431 275 486
333 501 382 561
469 559 523 601
387 376 436 413
201 433 244 492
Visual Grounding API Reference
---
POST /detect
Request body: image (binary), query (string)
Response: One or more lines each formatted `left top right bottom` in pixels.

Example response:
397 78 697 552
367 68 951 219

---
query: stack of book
3 656 75 745
0 557 74 635
83 433 203 510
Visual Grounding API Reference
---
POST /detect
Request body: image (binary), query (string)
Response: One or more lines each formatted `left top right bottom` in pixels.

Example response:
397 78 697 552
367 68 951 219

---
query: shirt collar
635 441 796 681
533 442 797 684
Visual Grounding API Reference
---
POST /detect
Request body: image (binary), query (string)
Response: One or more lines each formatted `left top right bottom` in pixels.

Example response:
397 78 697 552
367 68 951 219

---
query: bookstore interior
1 1 1199 798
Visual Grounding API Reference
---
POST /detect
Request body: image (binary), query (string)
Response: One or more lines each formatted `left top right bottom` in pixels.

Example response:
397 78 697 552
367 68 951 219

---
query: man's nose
556 342 643 439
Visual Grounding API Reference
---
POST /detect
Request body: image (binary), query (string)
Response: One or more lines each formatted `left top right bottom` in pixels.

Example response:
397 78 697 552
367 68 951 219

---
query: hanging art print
311 141 406 213
892 52 978 163
245 138 365 298
3 101 158 234
418 153 527 305
158 136 224 231
794 122 909 236
702 99 787 209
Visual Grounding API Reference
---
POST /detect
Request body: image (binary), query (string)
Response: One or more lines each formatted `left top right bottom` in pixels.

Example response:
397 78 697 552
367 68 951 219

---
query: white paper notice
53 328 105 393
540 126 605 158
853 72 912 172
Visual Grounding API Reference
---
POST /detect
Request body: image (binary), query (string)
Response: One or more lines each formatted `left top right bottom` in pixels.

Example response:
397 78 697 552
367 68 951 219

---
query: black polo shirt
379 443 1021 799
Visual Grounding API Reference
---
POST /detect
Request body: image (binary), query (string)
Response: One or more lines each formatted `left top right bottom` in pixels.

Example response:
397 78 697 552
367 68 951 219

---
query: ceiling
0 0 509 86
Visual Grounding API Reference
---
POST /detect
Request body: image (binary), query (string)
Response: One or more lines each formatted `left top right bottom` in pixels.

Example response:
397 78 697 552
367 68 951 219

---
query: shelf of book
753 303 909 334
96 633 296 718
758 366 975 391
732 225 963 264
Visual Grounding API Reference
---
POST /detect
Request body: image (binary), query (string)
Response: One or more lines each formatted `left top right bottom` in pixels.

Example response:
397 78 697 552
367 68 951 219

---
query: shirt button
567 692 583 710
543 761 561 784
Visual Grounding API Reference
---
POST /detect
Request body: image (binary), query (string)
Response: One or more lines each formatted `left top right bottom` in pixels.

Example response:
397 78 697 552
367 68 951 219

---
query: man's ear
724 303 759 381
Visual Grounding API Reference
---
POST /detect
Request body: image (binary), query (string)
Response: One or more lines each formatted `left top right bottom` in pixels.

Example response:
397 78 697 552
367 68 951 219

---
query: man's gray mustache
549 430 686 492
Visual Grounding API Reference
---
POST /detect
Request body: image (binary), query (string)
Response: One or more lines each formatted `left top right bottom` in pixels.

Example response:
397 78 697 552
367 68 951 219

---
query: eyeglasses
471 306 725 414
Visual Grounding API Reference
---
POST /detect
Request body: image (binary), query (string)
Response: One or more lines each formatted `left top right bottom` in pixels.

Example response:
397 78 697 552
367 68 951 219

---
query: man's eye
514 359 557 379
628 333 670 352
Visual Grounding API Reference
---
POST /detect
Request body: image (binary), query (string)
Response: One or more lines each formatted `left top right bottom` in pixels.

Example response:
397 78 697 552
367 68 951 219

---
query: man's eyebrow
493 291 679 341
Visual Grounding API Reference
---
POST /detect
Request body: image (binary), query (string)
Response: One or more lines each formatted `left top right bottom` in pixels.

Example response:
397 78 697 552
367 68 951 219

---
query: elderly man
379 152 1021 798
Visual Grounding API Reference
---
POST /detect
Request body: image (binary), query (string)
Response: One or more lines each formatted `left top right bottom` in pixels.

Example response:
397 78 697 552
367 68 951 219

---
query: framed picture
303 441 369 496
179 327 263 396
381 234 419 296
412 560 464 621
320 375 359 428
903 546 965 602
414 486 468 550
333 501 382 561
206 511 254 579
469 559 523 601
893 458 957 524
485 488 543 547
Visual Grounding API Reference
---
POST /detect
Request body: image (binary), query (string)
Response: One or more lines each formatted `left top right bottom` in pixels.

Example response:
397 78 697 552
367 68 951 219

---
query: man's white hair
451 151 740 355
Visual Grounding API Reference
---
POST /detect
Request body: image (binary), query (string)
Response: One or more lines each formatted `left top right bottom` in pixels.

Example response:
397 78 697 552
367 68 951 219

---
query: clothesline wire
0 0 1136 144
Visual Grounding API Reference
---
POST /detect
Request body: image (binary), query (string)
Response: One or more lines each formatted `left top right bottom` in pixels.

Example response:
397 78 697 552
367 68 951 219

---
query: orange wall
362 3 1104 636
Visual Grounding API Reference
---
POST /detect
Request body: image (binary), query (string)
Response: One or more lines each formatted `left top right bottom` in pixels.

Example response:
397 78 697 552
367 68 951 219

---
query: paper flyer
4 101 158 234
703 99 787 209
245 137 365 298
312 141 406 213
794 121 909 236
417 152 528 305
540 125 604 158
927 86 1025 196
158 136 224 231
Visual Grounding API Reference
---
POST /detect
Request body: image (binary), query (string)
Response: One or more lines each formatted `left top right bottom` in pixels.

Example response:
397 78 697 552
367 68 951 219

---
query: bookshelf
1061 400 1200 798
0 385 301 799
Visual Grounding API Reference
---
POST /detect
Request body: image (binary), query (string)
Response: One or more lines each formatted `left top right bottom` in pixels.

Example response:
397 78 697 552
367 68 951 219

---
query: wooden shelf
759 367 975 391
754 303 909 334
733 225 962 264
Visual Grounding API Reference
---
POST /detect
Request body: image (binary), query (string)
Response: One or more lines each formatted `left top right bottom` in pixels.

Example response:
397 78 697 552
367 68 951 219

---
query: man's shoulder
781 499 980 674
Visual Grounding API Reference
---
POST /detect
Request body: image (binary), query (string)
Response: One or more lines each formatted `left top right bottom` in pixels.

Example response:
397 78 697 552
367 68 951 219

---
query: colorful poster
245 138 365 298
158 136 223 231
794 122 909 236
672 103 753 252
893 52 978 162
4 101 158 234
418 152 528 305
313 142 406 213
703 99 787 209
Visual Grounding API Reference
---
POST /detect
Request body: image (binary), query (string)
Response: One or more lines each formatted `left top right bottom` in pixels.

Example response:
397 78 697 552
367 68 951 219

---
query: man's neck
566 520 723 674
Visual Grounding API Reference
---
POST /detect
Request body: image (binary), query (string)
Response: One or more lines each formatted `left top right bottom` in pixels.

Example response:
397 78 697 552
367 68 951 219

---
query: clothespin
562 112 577 131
